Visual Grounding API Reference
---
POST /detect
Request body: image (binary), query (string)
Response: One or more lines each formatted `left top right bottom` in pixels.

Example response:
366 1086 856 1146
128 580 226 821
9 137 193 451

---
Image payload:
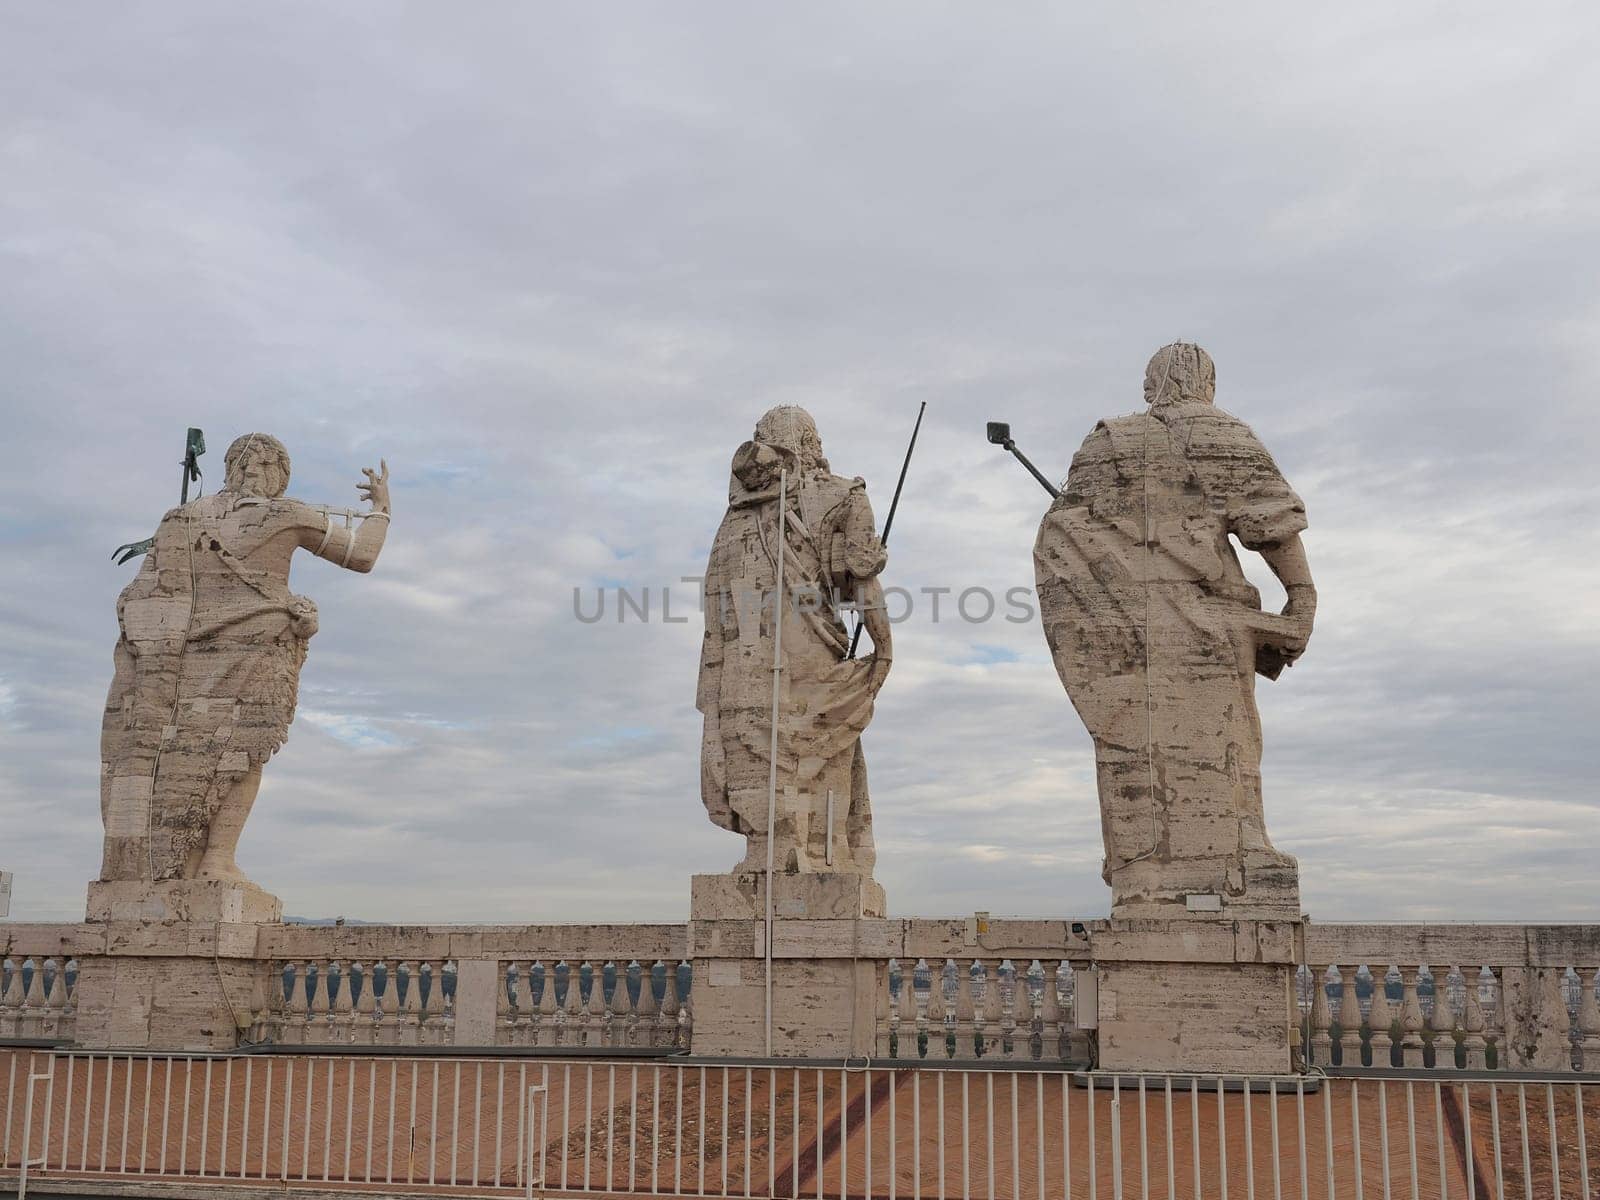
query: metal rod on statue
763 467 787 1058
847 401 926 660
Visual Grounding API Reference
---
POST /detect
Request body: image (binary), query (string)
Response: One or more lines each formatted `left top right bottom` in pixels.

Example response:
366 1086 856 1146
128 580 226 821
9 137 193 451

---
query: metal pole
848 401 925 658
764 468 787 1058
523 1085 546 1200
19 1063 53 1200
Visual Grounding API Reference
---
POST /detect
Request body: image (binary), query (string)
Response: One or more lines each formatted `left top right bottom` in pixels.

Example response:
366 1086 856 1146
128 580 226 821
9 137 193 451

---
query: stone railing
872 918 1096 1064
1298 922 1600 1073
249 923 692 1051
0 955 78 1043
9 915 1600 1074
0 926 84 1044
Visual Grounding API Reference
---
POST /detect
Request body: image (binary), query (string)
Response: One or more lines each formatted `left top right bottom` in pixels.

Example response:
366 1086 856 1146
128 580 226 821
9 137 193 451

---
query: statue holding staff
696 406 893 876
99 433 391 888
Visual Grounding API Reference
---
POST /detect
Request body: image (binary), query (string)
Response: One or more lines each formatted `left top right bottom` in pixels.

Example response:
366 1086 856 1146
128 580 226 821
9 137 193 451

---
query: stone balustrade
877 956 1092 1064
8 916 1600 1075
245 923 692 1050
255 956 693 1050
1299 922 1600 1072
0 954 78 1043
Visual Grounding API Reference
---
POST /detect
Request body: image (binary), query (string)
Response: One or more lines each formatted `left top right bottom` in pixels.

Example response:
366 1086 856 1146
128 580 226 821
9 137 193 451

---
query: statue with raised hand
98 433 391 898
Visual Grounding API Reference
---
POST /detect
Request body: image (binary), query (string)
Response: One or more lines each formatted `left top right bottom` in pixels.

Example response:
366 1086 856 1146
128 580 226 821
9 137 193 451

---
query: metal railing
3 1048 1597 1198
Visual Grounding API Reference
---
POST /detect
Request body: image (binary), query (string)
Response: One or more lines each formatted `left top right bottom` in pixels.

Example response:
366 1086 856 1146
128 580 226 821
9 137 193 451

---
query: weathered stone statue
94 433 390 919
696 405 893 878
1035 344 1315 919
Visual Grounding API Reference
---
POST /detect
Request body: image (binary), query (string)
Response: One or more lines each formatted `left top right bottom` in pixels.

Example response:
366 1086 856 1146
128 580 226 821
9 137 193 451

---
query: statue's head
223 433 292 498
1144 342 1216 407
753 405 829 473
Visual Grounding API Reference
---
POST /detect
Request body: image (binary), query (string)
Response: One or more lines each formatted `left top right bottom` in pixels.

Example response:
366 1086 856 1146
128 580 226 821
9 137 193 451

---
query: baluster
537 962 558 1046
657 961 674 1048
524 961 543 1044
39 959 64 1038
516 962 537 1045
1487 966 1510 1070
1022 961 1043 1061
398 961 421 1044
1459 966 1489 1069
1577 968 1600 1071
583 962 605 1045
607 961 629 1047
524 966 550 1049
19 958 43 1036
0 958 20 1037
912 959 932 1061
1397 966 1426 1068
371 961 393 1044
417 961 438 1042
896 963 919 1060
1308 965 1333 1068
958 961 979 1058
264 960 287 1043
351 962 377 1043
997 959 1018 1060
882 959 901 1058
246 970 268 1041
1367 965 1395 1067
623 961 643 1047
553 961 575 1045
1334 966 1362 1067
1039 962 1063 1063
675 960 693 1049
283 962 308 1044
627 961 651 1047
299 960 323 1042
928 961 951 1059
442 961 459 1042
61 958 80 1041
500 962 519 1044
1429 967 1460 1070
330 960 354 1042
983 961 1004 1058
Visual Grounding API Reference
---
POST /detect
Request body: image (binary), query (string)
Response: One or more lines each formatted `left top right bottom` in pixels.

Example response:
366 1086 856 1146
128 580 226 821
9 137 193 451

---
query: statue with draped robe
98 433 391 891
697 406 893 875
1035 344 1315 919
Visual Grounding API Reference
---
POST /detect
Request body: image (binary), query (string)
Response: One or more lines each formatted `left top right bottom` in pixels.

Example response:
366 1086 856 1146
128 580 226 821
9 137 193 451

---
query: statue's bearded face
223 434 291 498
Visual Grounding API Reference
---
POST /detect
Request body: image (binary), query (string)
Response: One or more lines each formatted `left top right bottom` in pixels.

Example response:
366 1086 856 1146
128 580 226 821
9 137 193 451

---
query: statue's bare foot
195 857 248 884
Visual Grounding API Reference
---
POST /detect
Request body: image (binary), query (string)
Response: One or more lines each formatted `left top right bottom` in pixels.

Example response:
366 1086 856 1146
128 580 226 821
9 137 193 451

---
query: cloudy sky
3 3 1597 926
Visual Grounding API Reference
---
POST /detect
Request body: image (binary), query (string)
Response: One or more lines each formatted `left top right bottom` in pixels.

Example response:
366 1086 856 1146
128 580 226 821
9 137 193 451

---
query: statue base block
86 879 283 925
1109 849 1301 923
690 870 885 921
71 920 271 1051
688 871 885 1058
1088 918 1299 1075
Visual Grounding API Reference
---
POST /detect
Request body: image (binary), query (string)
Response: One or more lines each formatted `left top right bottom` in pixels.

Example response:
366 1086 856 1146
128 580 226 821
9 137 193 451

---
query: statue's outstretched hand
358 460 390 513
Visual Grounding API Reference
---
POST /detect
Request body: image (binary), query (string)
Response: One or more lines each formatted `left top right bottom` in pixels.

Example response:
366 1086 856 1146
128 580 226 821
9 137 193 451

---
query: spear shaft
847 401 925 660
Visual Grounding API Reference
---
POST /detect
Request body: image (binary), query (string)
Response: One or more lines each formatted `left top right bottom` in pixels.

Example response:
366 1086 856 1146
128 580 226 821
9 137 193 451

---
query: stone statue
1034 344 1315 919
696 406 892 876
97 433 390 898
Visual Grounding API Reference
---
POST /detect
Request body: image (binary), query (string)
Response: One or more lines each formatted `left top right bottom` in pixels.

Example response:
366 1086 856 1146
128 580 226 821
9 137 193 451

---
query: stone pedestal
71 878 280 1051
689 871 886 1058
1109 849 1301 923
1088 918 1300 1076
86 879 282 924
72 921 272 1051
